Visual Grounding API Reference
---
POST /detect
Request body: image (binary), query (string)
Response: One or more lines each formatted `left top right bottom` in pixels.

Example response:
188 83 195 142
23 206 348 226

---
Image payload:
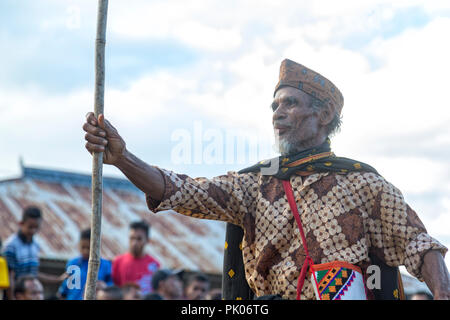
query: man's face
95 280 107 293
129 228 147 257
185 280 209 300
96 290 109 300
17 279 44 300
19 218 42 241
161 275 183 300
272 87 323 155
79 239 90 260
123 287 142 300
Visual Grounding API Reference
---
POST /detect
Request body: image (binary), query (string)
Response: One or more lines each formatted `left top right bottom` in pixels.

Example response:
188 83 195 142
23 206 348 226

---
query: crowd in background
0 206 222 300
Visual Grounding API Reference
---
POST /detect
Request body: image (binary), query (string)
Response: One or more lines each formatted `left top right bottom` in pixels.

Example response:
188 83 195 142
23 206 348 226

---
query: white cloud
108 0 243 51
333 18 450 145
105 71 197 124
369 156 448 195
420 197 450 236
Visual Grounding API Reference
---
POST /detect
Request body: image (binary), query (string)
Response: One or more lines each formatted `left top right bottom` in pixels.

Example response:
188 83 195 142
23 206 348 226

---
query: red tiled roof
0 166 226 273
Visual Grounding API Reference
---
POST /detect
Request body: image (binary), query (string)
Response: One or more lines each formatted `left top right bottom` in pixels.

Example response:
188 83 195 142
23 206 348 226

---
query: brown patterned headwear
274 59 344 115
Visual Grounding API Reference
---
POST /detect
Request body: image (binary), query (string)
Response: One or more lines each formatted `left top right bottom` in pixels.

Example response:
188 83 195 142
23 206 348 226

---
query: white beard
274 130 318 156
278 140 294 156
274 132 296 156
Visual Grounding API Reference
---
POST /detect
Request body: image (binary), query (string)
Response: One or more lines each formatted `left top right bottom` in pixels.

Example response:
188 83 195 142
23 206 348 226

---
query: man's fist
83 112 126 165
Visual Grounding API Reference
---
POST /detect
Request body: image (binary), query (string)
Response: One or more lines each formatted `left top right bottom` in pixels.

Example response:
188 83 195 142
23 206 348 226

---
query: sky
1 0 450 269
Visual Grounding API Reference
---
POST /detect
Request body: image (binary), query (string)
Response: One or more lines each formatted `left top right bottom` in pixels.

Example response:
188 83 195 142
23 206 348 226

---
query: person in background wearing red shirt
112 221 160 295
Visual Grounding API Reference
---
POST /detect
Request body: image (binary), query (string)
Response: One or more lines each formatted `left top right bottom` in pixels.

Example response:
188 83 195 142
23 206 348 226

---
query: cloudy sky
1 0 450 267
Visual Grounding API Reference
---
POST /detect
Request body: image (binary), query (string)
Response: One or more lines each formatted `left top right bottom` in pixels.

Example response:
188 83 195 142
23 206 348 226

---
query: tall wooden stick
84 0 108 301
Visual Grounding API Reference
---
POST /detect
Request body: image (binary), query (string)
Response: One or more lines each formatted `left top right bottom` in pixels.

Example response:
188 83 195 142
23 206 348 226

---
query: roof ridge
21 166 138 191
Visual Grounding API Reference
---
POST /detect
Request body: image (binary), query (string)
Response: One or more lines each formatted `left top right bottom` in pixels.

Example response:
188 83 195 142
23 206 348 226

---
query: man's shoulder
227 169 265 186
67 256 80 264
32 238 40 249
331 170 384 183
143 254 160 265
331 170 402 194
112 253 129 264
67 256 85 266
216 170 260 180
2 233 20 250
100 257 112 267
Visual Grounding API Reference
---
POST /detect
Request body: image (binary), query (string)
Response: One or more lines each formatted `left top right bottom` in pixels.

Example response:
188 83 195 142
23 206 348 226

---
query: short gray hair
308 96 342 137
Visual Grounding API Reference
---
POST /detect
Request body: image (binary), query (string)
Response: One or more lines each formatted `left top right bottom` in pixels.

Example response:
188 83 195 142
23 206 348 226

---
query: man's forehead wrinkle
275 87 309 102
273 96 307 109
273 94 296 104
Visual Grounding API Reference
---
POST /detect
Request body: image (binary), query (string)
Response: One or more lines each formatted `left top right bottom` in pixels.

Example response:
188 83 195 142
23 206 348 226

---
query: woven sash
282 179 367 300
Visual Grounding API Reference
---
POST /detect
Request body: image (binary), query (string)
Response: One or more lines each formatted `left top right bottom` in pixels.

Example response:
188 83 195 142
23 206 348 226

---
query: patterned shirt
146 167 447 300
2 233 40 280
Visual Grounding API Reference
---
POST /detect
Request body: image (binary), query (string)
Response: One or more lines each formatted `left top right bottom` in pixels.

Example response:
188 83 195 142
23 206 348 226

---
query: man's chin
130 250 143 257
276 138 295 156
276 136 318 155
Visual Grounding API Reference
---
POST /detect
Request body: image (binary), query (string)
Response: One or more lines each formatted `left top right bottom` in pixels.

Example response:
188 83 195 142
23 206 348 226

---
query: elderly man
83 59 449 300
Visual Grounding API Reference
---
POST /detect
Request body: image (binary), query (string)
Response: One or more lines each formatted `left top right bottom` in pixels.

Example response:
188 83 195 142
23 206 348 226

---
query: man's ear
319 104 334 126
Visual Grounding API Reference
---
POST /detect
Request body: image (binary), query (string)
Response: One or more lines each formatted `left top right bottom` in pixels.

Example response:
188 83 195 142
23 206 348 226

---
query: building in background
0 163 225 297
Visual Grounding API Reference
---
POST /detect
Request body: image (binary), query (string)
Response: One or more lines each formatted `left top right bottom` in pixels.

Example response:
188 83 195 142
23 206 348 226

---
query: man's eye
286 97 298 106
271 103 278 111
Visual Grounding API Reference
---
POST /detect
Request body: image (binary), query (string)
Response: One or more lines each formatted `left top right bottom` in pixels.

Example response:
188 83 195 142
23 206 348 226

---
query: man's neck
130 252 145 259
280 136 328 156
18 230 32 244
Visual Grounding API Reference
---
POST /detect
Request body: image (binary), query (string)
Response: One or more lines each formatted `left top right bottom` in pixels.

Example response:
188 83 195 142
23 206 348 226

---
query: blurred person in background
14 275 44 300
122 282 142 300
112 221 160 295
184 272 210 300
205 288 222 300
57 228 113 300
143 292 164 300
151 269 183 300
91 279 108 299
2 206 65 300
0 237 9 300
96 285 123 300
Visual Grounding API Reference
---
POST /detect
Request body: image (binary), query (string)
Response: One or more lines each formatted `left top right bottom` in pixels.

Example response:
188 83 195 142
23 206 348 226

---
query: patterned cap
274 59 344 115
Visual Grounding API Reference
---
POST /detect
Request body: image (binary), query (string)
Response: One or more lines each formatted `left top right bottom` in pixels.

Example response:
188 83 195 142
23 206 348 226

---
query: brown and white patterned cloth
146 168 447 300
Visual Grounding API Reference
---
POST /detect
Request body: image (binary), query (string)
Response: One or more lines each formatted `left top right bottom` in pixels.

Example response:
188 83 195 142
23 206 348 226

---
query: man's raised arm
83 112 250 227
82 112 164 201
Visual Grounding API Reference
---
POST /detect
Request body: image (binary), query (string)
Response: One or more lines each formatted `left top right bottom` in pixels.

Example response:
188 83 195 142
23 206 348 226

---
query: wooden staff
84 0 109 300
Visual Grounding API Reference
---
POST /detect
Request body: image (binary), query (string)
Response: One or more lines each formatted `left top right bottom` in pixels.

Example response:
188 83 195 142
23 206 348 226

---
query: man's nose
272 105 287 123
